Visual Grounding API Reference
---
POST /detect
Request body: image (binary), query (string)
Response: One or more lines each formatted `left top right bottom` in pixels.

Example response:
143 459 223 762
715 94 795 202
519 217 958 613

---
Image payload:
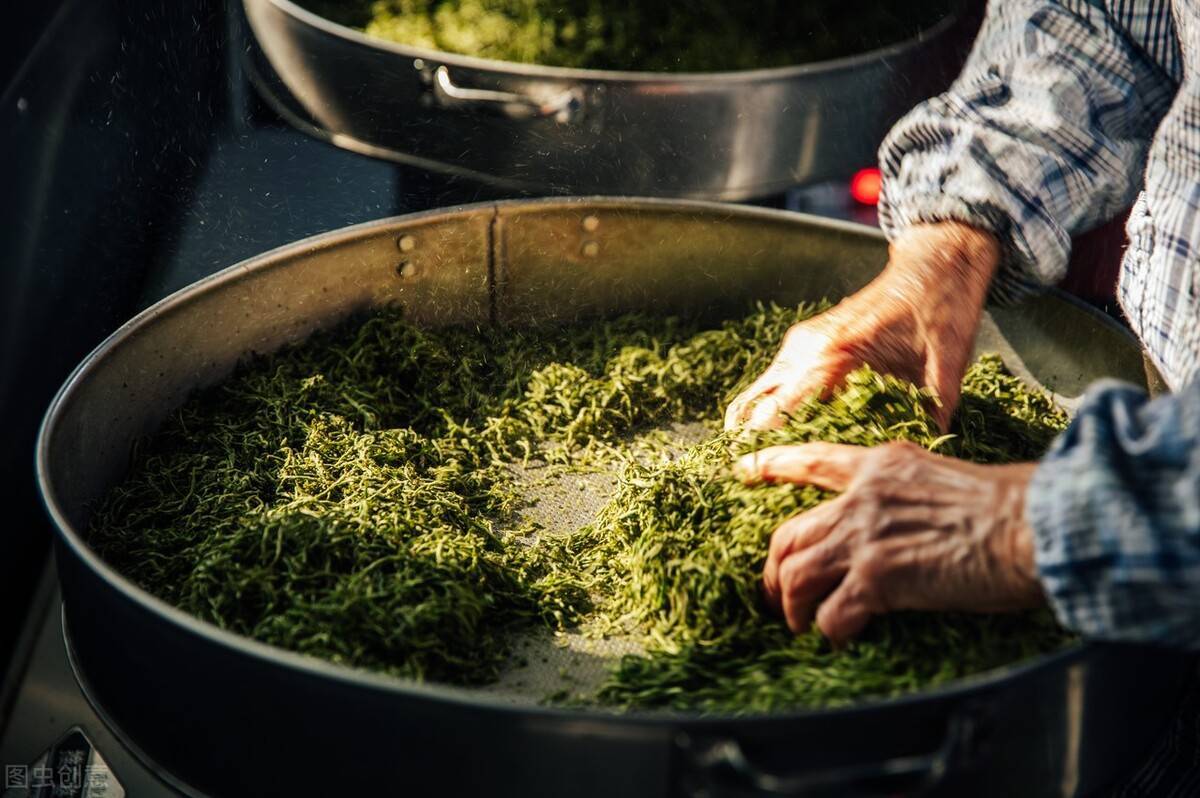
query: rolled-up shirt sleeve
1027 377 1200 647
877 0 1175 303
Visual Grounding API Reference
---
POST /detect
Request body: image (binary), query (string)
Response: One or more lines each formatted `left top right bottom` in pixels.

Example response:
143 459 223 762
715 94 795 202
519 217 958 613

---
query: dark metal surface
242 0 977 199
37 199 1191 797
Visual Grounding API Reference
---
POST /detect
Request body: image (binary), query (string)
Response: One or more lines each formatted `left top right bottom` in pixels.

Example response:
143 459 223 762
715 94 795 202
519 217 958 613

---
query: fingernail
725 401 749 431
734 452 765 482
747 398 785 431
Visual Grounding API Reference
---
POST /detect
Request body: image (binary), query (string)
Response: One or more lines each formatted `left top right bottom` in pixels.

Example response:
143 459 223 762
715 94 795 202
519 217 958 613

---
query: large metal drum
38 198 1190 797
241 0 976 198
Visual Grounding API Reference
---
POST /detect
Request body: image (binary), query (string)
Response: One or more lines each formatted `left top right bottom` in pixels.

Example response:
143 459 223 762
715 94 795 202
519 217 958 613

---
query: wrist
887 222 1000 305
998 463 1044 608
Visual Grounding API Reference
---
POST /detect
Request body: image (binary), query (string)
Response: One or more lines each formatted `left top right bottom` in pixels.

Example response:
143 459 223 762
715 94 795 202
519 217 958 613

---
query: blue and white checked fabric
1026 379 1200 645
877 0 1200 646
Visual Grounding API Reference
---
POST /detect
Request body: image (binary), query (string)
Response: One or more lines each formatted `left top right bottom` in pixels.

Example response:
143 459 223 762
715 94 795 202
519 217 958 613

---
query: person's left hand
734 441 1045 644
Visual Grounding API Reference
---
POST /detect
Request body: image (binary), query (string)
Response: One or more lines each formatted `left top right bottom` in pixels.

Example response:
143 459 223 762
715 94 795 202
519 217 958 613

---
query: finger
761 498 846 609
817 533 951 643
815 577 877 645
928 384 959 434
742 376 816 431
724 374 781 431
743 394 789 431
735 443 868 491
778 541 849 634
742 356 857 431
723 389 758 431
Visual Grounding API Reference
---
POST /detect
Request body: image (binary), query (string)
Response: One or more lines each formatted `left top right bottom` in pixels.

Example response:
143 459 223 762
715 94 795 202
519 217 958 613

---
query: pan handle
423 64 584 123
676 712 974 798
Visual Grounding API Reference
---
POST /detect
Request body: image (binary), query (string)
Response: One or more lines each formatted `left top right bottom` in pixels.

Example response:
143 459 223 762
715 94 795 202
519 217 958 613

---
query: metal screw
581 215 600 232
396 261 418 278
581 241 600 258
398 235 417 253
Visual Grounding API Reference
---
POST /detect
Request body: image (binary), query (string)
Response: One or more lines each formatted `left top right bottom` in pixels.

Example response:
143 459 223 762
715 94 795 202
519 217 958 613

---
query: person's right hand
724 222 1001 432
733 441 1044 643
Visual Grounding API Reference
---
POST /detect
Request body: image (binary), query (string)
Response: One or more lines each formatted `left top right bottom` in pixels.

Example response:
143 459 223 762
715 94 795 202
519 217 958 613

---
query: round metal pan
241 0 977 199
38 198 1192 797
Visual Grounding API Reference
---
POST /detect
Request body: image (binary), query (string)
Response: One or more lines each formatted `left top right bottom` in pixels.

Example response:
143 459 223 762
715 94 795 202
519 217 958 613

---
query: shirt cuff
876 99 1076 307
1025 380 1196 645
1026 441 1119 637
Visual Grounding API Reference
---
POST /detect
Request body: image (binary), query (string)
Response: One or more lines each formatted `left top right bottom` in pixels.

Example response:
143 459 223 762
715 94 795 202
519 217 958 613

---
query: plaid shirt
877 0 1200 646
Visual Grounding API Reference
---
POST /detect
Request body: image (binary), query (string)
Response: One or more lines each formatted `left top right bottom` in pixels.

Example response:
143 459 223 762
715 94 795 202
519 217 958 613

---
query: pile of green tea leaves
574 363 1071 712
299 0 952 72
91 302 1074 713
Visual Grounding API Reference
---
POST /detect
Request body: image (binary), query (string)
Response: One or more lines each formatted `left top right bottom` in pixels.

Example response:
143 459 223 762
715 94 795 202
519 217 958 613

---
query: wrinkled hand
724 222 1000 432
735 441 1044 644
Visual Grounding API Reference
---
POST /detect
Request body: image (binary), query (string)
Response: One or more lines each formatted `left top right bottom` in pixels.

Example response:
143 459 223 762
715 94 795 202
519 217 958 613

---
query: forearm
834 223 999 372
881 222 1000 315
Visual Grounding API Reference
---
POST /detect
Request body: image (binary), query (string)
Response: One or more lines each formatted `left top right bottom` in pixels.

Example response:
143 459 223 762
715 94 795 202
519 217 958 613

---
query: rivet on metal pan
396 261 418 278
397 234 417 253
581 241 600 258
581 215 600 232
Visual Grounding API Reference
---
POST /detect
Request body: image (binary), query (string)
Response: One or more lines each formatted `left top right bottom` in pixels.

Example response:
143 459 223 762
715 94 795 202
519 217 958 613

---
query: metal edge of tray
241 57 818 202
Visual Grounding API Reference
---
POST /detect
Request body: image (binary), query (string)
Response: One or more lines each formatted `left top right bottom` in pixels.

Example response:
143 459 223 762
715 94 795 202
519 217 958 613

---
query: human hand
724 222 1000 432
735 441 1044 644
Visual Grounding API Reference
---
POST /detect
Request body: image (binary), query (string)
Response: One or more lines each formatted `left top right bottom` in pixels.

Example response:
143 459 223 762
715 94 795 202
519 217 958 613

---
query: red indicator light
850 167 882 206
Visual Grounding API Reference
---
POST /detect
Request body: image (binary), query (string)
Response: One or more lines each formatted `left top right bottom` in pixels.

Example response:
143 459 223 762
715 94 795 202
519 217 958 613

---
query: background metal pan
241 1 977 199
